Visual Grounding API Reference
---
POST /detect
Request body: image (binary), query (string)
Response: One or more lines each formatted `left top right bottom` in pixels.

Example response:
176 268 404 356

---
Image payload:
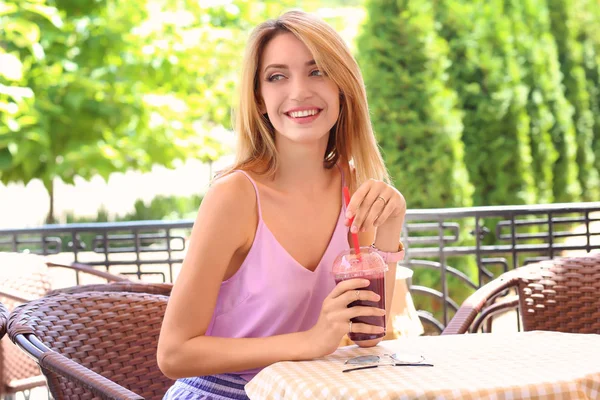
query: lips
285 108 322 118
284 108 322 124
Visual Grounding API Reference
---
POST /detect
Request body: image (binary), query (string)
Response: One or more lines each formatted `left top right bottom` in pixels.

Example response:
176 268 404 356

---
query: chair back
516 253 600 333
0 302 7 392
0 252 52 395
0 251 134 395
0 302 7 340
9 290 174 399
47 281 173 296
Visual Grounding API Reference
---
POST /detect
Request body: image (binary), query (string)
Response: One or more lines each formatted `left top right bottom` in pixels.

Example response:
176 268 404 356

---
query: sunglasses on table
342 353 434 373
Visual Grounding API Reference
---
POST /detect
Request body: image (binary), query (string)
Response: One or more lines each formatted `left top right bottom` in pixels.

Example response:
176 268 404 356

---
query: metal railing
1 202 599 333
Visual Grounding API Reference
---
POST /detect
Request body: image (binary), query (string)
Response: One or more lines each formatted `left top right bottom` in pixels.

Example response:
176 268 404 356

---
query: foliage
435 0 537 207
547 0 600 201
0 0 285 222
357 0 478 316
579 0 600 181
65 193 203 223
357 0 473 210
505 0 572 204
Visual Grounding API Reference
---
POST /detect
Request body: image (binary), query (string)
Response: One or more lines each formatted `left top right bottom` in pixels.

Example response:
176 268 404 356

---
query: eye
267 73 285 82
310 69 323 77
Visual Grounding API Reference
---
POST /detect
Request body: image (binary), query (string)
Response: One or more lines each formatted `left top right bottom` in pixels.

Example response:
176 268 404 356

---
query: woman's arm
346 180 407 347
157 173 313 378
157 173 382 378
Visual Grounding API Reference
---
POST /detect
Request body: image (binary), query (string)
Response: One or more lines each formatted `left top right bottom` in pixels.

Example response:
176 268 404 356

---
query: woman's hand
305 278 386 358
345 180 406 234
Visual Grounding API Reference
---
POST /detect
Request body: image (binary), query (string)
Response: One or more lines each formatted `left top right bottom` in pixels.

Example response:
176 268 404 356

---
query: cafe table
245 331 600 399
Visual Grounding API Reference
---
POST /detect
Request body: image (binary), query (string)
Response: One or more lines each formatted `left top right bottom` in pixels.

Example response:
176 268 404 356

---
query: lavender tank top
204 168 349 381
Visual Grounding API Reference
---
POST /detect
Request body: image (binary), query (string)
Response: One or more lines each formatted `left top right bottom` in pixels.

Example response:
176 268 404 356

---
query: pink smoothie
332 249 387 341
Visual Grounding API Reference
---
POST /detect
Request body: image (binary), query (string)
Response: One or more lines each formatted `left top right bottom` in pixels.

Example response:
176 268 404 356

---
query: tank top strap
233 170 263 220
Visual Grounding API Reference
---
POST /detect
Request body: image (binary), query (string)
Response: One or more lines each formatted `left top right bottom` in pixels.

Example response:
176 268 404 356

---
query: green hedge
579 0 600 181
357 0 599 207
357 0 473 210
436 0 537 207
548 0 600 201
357 0 477 318
65 194 203 223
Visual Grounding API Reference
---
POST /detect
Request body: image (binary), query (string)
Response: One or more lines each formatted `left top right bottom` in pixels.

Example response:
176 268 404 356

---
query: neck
271 135 333 194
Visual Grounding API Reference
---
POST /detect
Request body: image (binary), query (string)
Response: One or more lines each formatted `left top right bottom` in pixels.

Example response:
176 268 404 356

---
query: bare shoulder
199 171 257 232
207 171 256 208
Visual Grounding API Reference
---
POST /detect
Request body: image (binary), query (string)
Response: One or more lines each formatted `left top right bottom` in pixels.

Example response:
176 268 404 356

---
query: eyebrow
263 59 317 73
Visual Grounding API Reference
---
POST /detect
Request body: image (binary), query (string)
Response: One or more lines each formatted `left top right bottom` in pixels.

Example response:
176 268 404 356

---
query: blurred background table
246 331 600 399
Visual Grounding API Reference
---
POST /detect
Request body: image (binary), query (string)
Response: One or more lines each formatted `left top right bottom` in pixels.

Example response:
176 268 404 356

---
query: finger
360 195 387 233
342 306 386 321
345 180 374 220
371 188 394 226
351 188 383 233
348 322 386 335
373 201 394 227
333 289 381 308
329 278 370 299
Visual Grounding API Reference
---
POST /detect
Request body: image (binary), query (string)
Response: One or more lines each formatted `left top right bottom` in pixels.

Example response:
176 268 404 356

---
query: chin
276 127 333 144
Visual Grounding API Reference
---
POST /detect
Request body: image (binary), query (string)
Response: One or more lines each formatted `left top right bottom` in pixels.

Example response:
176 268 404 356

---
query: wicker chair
0 252 129 398
443 252 600 335
47 281 173 297
8 290 174 400
0 302 7 341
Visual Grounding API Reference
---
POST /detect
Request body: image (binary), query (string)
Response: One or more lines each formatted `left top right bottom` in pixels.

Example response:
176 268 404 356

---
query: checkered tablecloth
245 331 600 400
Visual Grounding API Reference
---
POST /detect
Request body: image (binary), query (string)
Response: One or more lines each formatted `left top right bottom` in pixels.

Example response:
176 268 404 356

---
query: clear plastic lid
331 246 388 280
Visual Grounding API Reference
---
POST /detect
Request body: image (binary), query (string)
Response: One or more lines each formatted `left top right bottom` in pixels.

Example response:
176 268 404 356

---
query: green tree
1 0 368 224
357 0 473 210
579 0 600 181
548 0 600 200
1 0 275 222
357 0 476 324
436 0 536 207
505 0 581 203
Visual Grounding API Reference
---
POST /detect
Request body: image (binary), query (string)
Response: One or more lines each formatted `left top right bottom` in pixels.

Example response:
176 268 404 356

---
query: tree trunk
45 179 55 224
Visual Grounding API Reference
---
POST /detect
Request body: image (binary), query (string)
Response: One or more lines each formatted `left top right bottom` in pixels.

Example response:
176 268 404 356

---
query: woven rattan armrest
47 282 173 296
471 295 520 333
13 333 143 400
46 261 130 282
442 269 521 335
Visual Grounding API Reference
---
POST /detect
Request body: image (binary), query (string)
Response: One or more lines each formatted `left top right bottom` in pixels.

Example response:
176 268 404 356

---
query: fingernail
376 326 385 332
346 211 353 218
351 225 358 233
375 294 381 301
380 309 386 315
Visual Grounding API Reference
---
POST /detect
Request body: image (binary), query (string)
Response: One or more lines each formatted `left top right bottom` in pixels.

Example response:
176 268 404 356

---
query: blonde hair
222 10 389 191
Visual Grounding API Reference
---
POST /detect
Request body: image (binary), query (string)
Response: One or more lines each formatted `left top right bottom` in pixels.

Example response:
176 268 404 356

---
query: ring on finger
349 320 353 333
376 196 387 205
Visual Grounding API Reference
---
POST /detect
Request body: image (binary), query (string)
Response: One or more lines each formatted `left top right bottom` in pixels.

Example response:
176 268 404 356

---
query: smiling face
258 32 340 146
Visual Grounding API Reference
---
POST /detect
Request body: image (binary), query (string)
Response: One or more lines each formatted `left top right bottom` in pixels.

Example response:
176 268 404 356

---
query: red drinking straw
343 186 362 259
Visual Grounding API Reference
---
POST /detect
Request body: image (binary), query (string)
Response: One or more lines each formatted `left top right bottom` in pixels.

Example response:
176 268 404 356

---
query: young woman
157 10 406 400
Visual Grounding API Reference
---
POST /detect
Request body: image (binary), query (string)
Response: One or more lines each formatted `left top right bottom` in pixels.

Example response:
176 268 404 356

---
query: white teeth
289 109 319 118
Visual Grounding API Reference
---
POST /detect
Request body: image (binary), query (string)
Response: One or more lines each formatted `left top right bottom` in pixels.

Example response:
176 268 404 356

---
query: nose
289 76 313 102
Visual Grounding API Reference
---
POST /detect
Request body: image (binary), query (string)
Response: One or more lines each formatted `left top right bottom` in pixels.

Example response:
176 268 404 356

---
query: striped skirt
163 374 249 400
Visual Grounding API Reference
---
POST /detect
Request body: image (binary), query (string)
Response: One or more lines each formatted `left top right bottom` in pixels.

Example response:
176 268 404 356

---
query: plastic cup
332 246 388 341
